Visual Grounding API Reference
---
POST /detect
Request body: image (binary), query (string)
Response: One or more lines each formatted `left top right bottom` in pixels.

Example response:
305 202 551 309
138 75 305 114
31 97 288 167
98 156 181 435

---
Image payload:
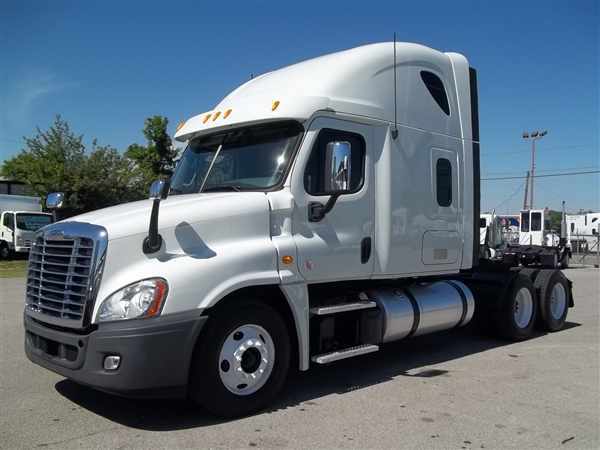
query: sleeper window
420 71 450 116
436 158 452 207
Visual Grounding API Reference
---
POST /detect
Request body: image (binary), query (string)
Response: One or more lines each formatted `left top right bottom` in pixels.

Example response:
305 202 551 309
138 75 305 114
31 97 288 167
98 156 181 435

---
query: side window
435 158 452 207
3 213 14 231
304 129 365 195
420 71 450 116
531 212 542 231
521 212 530 232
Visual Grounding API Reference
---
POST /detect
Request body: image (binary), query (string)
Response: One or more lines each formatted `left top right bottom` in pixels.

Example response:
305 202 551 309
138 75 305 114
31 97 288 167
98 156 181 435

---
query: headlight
98 278 168 322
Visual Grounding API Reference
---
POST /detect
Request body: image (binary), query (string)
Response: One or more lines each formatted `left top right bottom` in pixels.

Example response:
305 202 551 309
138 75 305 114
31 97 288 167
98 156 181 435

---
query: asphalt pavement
1 268 598 449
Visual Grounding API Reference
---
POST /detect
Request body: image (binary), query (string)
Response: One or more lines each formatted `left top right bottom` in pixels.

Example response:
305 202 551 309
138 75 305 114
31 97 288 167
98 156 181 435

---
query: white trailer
0 194 53 258
23 42 573 417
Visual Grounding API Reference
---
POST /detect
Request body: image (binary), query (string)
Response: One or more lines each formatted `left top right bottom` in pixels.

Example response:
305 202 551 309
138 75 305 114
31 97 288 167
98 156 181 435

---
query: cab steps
310 300 376 316
311 344 379 364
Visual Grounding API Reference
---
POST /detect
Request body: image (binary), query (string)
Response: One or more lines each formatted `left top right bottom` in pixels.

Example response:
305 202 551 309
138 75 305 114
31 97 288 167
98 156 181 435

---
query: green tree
125 116 177 188
1 116 86 209
1 116 145 214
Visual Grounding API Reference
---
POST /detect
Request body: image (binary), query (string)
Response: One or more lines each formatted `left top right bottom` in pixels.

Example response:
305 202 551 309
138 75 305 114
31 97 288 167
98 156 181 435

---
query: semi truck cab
23 42 573 417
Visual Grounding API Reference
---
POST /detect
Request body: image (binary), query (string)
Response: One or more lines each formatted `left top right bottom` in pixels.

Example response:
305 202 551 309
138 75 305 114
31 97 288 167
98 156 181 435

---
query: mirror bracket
308 194 341 222
143 179 169 254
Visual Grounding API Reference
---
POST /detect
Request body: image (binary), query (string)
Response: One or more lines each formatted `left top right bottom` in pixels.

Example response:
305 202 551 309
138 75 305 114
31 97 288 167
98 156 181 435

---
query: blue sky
1 0 598 213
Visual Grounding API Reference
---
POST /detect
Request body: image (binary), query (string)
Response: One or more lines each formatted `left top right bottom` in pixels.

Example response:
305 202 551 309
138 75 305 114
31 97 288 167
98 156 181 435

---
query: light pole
522 130 548 209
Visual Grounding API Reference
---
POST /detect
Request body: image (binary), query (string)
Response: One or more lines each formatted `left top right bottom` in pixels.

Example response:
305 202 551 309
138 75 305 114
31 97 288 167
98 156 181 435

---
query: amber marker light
203 114 212 124
223 109 232 119
145 279 168 317
281 255 294 265
176 121 186 131
212 111 221 121
272 100 280 111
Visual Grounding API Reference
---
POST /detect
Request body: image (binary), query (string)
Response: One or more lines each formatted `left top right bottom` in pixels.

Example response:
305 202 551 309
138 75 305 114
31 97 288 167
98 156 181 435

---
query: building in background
0 177 32 196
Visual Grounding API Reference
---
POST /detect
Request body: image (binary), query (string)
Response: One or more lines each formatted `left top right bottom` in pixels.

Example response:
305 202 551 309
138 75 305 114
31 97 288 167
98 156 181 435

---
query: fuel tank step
311 344 379 364
310 300 377 316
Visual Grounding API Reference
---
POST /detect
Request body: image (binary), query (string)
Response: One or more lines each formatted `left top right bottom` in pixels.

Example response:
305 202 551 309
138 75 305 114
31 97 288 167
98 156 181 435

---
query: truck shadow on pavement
54 322 580 431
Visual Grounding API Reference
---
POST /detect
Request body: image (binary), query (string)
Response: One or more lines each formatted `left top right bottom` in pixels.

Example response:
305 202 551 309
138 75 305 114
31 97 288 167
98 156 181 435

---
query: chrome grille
25 222 108 329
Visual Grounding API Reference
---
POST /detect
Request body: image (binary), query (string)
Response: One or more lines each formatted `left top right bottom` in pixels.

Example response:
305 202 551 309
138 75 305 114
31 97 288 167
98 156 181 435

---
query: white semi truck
0 194 53 258
24 42 573 417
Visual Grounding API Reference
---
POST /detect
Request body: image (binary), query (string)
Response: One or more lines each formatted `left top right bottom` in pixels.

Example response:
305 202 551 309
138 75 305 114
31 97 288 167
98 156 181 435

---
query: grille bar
25 222 107 329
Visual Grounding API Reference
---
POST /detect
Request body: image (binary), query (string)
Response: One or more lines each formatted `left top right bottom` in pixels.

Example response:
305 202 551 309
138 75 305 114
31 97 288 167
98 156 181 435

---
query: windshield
16 213 53 231
170 121 303 195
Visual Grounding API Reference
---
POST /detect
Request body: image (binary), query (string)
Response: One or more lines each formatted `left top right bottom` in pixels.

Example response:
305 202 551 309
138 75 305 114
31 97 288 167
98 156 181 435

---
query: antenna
391 33 398 140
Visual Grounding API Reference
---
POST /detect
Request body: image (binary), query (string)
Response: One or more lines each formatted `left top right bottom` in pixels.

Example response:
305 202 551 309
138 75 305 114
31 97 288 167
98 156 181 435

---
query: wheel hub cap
514 287 534 329
218 324 275 396
550 283 567 320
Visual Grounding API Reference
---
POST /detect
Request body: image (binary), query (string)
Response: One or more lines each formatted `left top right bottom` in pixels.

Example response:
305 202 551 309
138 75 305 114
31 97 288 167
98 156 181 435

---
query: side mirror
148 180 169 200
308 141 353 223
324 141 352 193
46 192 65 210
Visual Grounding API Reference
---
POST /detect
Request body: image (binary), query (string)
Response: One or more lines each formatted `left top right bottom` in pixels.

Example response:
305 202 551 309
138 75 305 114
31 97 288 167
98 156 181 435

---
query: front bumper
24 310 207 398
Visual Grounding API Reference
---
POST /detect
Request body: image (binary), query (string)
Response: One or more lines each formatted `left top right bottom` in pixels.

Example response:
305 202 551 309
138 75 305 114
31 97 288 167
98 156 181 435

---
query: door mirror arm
308 193 341 222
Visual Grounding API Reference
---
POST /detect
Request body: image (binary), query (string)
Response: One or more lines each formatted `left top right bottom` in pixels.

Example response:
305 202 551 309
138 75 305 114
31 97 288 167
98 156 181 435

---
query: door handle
361 237 372 264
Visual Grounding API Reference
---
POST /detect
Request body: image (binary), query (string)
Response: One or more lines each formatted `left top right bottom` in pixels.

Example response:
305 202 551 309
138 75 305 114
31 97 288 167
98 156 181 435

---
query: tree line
1 115 178 214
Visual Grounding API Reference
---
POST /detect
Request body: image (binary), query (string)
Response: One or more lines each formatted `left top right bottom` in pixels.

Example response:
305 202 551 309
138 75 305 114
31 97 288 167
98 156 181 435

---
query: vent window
436 158 452 207
420 71 450 116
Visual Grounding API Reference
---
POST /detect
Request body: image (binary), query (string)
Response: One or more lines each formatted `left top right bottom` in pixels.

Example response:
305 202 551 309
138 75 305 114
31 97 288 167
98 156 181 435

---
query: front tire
497 274 537 341
0 243 10 260
189 301 291 418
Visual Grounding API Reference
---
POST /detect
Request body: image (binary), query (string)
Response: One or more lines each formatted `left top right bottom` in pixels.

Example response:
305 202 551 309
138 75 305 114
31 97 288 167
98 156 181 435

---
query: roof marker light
203 114 212 124
176 121 186 131
272 100 280 111
223 109 232 119
212 111 221 121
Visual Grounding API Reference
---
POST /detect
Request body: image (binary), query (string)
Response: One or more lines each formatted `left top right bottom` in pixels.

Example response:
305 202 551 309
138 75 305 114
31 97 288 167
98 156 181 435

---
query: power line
483 165 599 177
480 144 593 157
491 179 526 211
482 170 600 181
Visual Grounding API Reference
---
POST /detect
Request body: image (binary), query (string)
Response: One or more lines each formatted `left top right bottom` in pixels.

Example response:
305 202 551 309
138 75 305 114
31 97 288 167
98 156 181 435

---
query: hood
70 192 271 241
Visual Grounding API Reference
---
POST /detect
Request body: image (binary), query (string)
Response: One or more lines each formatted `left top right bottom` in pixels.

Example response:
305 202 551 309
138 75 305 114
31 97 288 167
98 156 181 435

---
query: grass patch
0 259 28 278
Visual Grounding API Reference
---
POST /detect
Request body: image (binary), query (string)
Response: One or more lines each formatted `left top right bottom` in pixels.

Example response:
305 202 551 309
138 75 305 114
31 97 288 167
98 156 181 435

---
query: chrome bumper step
311 344 379 364
310 300 377 316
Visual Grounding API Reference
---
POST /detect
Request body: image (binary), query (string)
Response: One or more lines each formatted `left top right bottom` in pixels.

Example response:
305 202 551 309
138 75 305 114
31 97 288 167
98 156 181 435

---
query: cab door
291 117 374 282
1 212 15 247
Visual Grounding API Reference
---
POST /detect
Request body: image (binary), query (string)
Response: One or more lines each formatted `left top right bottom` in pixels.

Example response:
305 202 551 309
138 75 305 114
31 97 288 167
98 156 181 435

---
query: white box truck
24 42 573 417
0 194 53 258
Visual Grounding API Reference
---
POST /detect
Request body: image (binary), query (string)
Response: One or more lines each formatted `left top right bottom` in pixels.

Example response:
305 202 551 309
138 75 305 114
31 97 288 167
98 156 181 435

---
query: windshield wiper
202 185 243 192
199 143 223 193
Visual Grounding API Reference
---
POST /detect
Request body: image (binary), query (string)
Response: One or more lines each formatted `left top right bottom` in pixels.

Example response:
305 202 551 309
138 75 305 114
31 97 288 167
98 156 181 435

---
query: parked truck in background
23 42 573 417
0 194 53 259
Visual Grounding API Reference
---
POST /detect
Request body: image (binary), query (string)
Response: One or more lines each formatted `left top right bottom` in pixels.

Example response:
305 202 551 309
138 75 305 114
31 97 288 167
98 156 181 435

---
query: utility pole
522 130 548 209
523 171 530 210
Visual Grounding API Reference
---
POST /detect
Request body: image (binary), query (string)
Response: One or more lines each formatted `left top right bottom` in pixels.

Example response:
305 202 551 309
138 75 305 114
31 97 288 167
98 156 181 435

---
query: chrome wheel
218 324 275 396
550 282 567 320
514 287 534 329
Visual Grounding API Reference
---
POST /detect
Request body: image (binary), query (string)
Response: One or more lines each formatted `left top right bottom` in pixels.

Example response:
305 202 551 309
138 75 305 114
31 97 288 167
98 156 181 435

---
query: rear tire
189 300 291 418
496 274 537 341
534 269 569 332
